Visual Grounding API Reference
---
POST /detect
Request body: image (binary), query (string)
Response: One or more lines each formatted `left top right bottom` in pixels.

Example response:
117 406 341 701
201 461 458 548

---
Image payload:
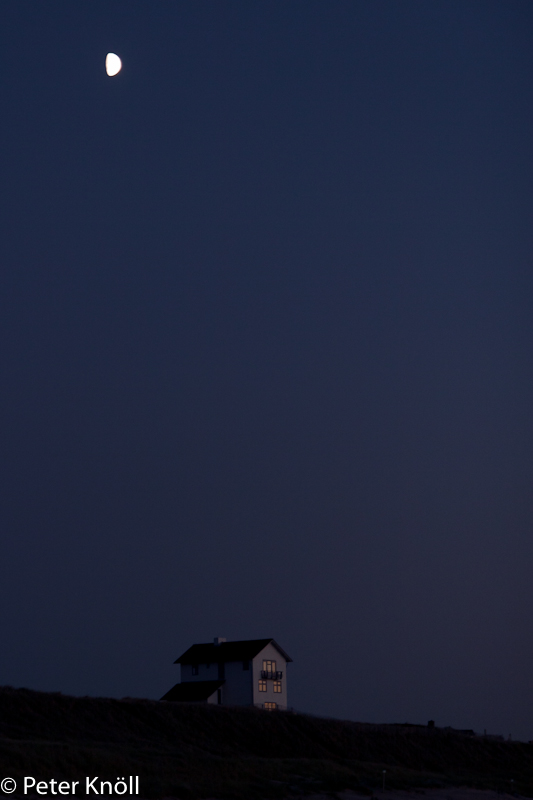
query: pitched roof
160 680 224 702
174 638 293 665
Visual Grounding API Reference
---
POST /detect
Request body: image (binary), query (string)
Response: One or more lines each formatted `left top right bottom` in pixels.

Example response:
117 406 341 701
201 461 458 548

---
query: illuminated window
262 660 277 672
258 680 267 692
192 665 199 675
273 681 282 693
264 702 277 710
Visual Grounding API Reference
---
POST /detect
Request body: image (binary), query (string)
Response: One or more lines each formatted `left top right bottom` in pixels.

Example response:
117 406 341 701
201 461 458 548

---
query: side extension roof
161 680 224 702
174 638 293 665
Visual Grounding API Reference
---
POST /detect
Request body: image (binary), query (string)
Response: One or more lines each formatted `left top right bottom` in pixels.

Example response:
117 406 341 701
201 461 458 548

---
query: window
264 702 277 710
258 680 267 692
192 665 199 676
242 660 249 670
273 681 282 693
262 660 276 672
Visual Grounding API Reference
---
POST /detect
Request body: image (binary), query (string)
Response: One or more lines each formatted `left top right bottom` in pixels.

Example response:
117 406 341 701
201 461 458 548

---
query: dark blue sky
1 1 533 739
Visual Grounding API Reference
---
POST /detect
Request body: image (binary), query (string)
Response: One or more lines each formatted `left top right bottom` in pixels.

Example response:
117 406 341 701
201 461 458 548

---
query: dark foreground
0 687 531 799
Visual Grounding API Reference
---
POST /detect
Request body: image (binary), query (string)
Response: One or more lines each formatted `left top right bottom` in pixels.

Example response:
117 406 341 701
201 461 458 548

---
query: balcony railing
260 670 283 680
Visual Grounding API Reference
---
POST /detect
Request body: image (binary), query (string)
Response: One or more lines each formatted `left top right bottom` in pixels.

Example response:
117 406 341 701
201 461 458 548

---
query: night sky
1 1 533 740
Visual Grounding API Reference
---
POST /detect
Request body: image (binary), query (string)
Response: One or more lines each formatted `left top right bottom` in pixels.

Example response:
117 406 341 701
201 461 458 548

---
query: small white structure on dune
161 637 292 710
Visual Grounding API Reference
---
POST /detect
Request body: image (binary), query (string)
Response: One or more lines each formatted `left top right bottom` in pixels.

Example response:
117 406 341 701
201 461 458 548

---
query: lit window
192 665 199 676
264 702 277 710
258 680 267 692
262 660 277 672
273 681 282 693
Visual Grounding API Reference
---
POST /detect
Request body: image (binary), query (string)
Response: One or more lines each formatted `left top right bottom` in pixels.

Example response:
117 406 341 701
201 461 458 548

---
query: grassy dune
0 687 531 799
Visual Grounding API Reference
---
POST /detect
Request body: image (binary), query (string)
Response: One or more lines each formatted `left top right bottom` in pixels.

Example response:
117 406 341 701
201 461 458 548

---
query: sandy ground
326 791 522 800
199 791 526 800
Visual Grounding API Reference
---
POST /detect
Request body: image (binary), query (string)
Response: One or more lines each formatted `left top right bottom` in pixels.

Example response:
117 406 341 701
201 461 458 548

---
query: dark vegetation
0 687 532 799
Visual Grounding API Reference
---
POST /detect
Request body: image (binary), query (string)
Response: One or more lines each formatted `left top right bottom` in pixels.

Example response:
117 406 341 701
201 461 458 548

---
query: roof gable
175 638 293 665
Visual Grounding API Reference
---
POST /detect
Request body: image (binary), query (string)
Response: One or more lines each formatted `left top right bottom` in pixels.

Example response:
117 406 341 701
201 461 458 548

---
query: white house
161 637 292 710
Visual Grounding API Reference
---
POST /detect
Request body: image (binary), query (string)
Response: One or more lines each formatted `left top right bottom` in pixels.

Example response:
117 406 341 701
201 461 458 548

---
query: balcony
260 670 283 680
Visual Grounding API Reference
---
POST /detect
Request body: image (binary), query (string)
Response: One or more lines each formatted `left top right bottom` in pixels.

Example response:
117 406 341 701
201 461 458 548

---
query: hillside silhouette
0 687 532 799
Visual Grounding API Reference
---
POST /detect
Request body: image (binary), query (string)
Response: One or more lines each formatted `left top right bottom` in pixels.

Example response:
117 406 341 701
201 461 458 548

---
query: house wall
206 690 218 704
180 662 218 682
252 642 288 710
221 660 253 706
179 659 252 706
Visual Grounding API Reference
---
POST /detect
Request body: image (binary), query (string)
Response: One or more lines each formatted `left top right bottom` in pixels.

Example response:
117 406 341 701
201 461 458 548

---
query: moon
105 53 122 77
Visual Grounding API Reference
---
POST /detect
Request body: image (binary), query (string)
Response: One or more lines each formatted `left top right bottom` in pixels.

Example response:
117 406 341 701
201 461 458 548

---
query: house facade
161 637 292 710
